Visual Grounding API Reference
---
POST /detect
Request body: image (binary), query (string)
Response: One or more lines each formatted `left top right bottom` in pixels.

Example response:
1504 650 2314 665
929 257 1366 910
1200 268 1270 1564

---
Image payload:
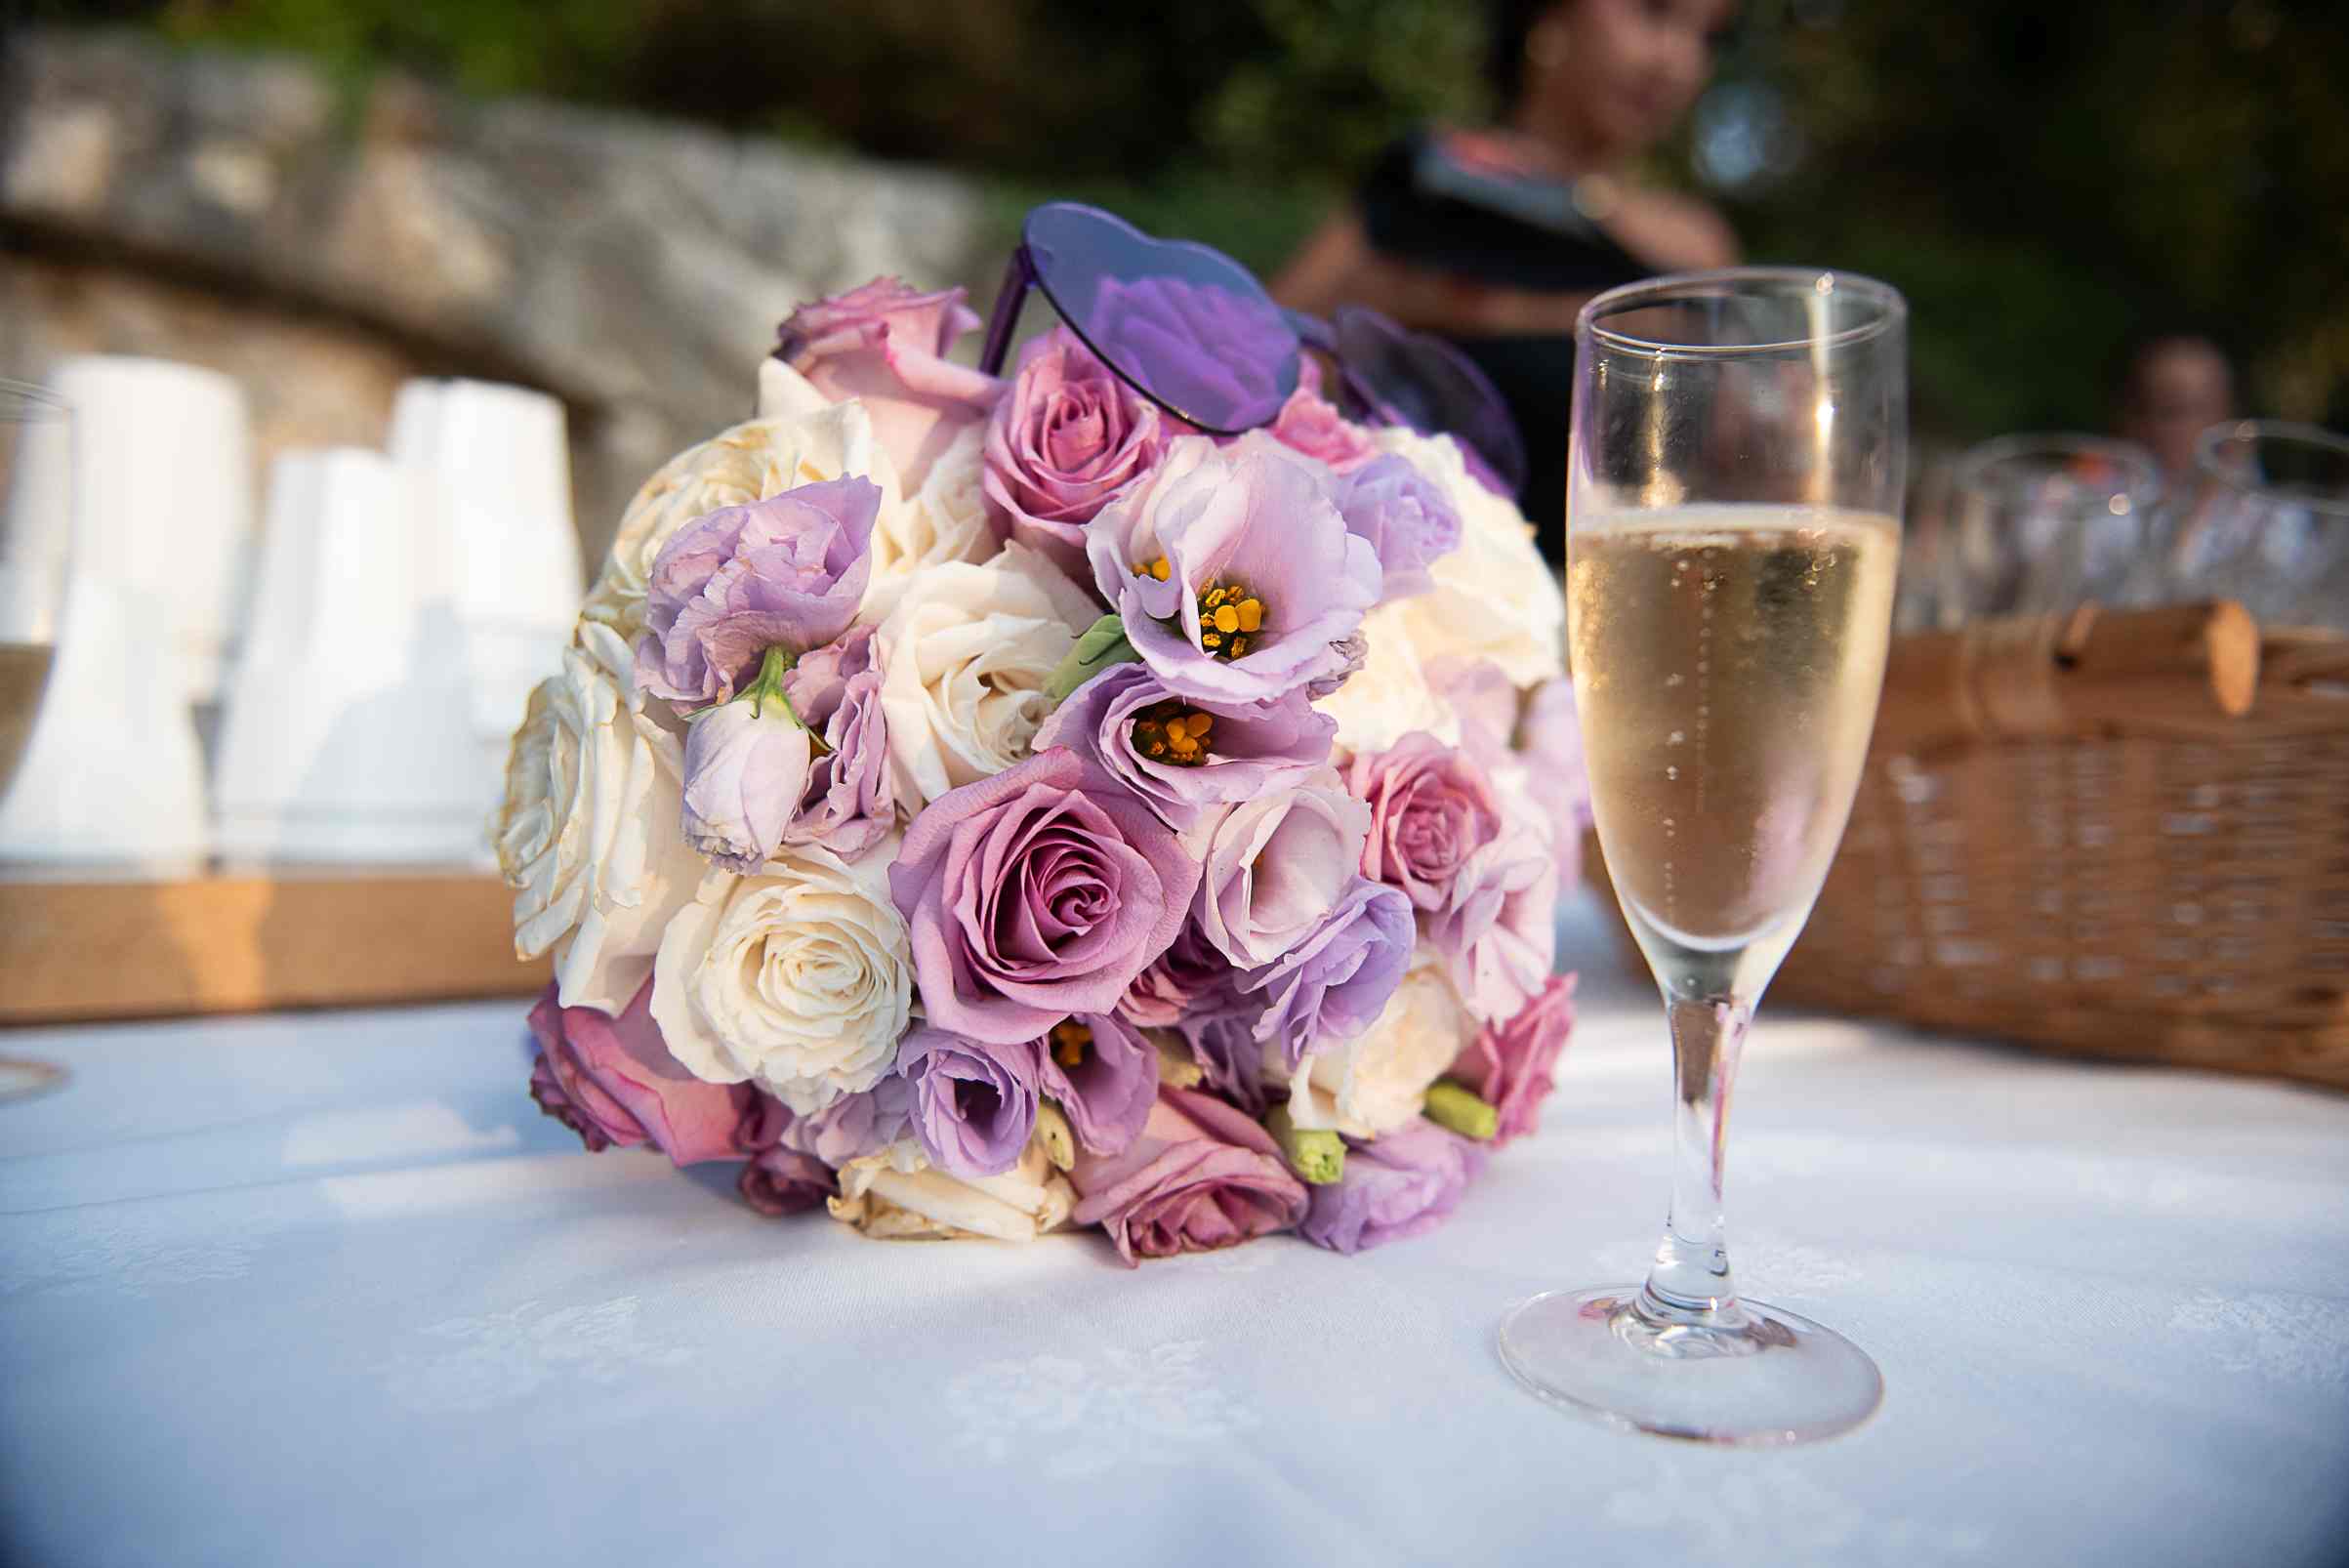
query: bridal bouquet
501 213 1587 1260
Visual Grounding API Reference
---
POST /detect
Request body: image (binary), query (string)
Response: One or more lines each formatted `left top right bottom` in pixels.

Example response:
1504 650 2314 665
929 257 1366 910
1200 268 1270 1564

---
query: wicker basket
1587 602 2349 1090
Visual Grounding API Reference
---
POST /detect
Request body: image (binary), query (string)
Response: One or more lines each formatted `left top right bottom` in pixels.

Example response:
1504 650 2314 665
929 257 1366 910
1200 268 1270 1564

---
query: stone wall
0 27 998 566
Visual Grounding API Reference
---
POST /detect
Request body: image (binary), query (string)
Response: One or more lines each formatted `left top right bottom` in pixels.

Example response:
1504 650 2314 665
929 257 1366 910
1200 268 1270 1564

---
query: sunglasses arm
976 247 1038 378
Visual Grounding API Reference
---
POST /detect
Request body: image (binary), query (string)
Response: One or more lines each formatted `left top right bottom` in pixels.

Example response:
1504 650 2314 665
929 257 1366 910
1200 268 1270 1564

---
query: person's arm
1269 211 1373 315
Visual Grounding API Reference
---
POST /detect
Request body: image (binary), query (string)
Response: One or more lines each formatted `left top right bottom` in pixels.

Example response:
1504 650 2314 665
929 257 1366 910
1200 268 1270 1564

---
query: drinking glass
1940 433 2163 624
0 378 74 1102
1502 268 1906 1445
2166 420 2349 631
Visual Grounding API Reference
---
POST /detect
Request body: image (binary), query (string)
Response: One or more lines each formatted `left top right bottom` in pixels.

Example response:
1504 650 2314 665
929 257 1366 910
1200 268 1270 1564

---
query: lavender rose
983 325 1174 576
1033 661 1334 833
1347 731 1504 913
1268 383 1378 471
1192 769 1371 970
1298 1121 1489 1255
1449 971 1577 1147
1242 876 1415 1071
637 477 880 707
888 746 1201 1045
1337 453 1463 602
1038 1011 1159 1158
1086 433 1381 703
775 278 1002 491
525 979 755 1166
1069 1086 1309 1265
899 1027 1043 1178
739 1147 837 1216
680 659 813 873
779 627 894 859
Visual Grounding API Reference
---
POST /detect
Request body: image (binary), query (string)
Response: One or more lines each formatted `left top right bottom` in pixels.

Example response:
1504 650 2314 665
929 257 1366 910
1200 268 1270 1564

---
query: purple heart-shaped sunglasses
976 202 1527 495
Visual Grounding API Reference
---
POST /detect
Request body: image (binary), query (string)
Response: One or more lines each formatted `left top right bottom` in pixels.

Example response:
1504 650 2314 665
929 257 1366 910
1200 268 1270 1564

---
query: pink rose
776 278 1003 490
526 979 757 1166
982 326 1174 576
1268 384 1377 471
1347 731 1504 913
738 1147 836 1216
1449 972 1577 1146
1069 1087 1308 1265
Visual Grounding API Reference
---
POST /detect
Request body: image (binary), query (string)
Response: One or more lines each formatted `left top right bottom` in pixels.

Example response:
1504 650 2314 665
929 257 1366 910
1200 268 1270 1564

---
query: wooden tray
0 872 545 1024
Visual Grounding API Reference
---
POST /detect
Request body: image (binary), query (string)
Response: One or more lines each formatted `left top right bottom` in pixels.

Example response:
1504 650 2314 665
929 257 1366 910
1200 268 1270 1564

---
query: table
6 901 2347 1567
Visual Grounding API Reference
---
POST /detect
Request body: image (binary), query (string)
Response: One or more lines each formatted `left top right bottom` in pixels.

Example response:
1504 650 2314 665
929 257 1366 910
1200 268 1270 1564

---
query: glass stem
1637 995 1752 1329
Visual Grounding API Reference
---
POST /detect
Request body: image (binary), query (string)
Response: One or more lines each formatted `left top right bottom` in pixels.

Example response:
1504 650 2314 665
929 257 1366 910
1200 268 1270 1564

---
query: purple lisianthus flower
1449 972 1577 1147
1242 877 1415 1071
1298 1120 1489 1255
1088 274 1294 432
738 1147 836 1216
1086 433 1381 703
778 627 894 858
1336 453 1462 602
776 277 1002 491
1119 910 1246 1029
636 476 880 707
1175 1002 1273 1115
525 979 756 1166
1069 1086 1309 1265
1429 824 1559 1026
778 1074 914 1167
1192 769 1371 970
1347 731 1505 914
1033 662 1335 833
680 685 813 873
1038 1011 1159 1157
887 746 1202 1046
898 1027 1043 1179
982 325 1175 577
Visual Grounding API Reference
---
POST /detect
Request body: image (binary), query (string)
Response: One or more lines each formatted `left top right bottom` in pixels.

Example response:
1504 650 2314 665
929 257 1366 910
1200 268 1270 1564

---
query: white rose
828 1138 1075 1243
1281 949 1472 1137
650 838 913 1114
583 401 901 641
1314 600 1461 755
494 629 703 1012
1371 427 1565 685
874 541 1098 811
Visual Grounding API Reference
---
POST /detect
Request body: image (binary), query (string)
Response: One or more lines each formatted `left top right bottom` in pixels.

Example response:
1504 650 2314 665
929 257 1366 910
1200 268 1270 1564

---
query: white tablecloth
5 901 2347 1568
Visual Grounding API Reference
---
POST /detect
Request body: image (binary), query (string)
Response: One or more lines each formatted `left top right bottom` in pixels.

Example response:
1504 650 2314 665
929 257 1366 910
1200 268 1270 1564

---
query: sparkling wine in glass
1501 268 1906 1445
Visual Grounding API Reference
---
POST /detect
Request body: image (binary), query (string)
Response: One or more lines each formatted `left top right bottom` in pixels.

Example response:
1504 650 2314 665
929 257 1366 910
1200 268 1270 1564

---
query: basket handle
1872 600 2269 756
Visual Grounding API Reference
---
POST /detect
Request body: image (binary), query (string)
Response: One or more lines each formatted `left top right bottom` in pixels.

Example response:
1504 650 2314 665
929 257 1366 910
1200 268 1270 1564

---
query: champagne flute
0 378 74 1102
1501 268 1906 1445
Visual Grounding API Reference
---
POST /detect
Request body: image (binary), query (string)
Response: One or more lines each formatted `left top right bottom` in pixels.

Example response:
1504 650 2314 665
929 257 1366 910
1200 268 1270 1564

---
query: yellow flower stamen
1131 700 1214 767
1050 1019 1092 1068
1191 576 1264 662
1133 555 1173 582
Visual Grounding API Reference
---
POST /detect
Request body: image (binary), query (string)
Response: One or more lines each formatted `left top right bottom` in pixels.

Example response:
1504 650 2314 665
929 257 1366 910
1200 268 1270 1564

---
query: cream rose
495 632 702 1013
583 401 901 642
650 840 913 1114
1314 600 1461 755
828 1137 1075 1243
873 541 1098 811
1281 949 1473 1137
1371 427 1565 686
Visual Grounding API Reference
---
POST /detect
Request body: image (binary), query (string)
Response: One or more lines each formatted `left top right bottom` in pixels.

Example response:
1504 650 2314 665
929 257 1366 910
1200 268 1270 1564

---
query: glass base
1499 1285 1882 1446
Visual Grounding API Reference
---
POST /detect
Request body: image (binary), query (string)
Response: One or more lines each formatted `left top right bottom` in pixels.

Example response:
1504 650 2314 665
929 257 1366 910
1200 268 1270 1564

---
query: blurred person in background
2112 330 2238 481
1273 0 1741 549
